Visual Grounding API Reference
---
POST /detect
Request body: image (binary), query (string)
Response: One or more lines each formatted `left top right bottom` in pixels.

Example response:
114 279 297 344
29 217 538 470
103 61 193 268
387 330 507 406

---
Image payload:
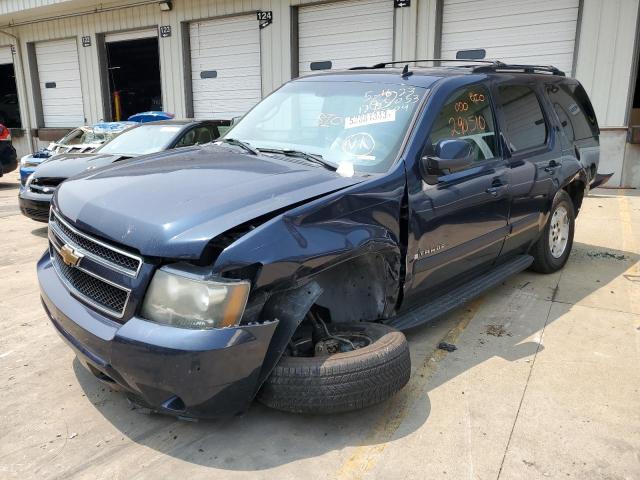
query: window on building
429 84 498 163
498 85 547 152
0 63 22 128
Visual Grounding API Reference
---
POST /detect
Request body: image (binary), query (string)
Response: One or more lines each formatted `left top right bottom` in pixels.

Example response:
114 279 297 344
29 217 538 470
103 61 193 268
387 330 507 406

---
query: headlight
141 266 250 329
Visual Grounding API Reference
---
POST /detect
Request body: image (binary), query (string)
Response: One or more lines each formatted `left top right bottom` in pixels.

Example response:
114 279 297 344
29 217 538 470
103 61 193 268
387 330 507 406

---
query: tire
530 189 575 273
257 322 411 414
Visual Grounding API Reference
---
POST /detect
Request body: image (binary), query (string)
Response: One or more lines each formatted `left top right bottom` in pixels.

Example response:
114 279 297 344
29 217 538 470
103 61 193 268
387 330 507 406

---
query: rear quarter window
498 85 547 153
546 82 599 141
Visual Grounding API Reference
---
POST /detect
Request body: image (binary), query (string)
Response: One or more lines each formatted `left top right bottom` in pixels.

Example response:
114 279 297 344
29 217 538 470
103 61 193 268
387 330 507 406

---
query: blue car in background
19 121 136 184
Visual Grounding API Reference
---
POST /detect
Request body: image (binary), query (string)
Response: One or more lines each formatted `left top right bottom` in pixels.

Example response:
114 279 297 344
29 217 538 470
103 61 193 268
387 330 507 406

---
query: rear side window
498 85 547 152
546 82 599 142
429 84 498 163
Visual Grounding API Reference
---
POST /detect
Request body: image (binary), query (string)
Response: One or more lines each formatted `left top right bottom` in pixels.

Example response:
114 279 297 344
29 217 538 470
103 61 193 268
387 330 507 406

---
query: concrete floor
0 170 638 480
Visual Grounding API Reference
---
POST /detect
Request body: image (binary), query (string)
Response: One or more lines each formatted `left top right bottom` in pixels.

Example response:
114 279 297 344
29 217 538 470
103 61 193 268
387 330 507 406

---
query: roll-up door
297 0 394 76
189 15 262 120
440 0 580 75
105 27 157 44
35 38 85 127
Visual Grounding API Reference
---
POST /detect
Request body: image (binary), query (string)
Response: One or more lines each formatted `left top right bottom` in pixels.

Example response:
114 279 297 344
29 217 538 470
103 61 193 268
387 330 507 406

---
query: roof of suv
296 63 573 88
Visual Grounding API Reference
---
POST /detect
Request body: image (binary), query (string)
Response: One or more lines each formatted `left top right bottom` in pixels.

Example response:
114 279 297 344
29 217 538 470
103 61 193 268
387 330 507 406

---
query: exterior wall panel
575 0 639 127
2 0 639 186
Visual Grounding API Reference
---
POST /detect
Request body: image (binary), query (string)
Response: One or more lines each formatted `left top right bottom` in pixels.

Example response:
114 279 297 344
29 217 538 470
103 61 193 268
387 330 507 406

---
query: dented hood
54 146 362 259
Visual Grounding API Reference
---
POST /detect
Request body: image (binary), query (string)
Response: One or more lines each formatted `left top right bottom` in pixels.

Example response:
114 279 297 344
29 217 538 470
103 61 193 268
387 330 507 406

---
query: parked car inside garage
19 119 230 222
39 61 602 418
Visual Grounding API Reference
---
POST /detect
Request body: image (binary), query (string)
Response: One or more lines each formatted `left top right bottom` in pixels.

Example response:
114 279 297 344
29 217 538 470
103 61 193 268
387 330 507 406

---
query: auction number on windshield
449 114 487 136
360 87 420 114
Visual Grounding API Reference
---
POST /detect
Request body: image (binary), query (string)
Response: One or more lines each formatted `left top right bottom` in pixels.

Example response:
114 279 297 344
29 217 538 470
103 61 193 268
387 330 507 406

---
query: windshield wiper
216 138 259 155
257 148 337 171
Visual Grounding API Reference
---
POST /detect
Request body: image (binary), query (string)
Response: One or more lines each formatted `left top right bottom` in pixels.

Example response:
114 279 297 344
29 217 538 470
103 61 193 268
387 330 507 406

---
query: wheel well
313 252 400 324
563 180 586 215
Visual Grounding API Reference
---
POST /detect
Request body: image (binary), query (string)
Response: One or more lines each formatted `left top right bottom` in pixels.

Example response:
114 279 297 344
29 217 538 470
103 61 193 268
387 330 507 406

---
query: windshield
97 125 183 155
58 128 116 146
227 81 427 174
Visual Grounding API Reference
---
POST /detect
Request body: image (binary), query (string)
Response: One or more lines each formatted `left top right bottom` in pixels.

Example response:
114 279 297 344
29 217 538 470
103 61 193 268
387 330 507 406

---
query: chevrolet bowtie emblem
60 244 83 267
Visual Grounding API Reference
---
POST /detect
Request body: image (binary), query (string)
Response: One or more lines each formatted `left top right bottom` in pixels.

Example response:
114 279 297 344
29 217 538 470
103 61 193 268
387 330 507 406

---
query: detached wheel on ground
258 320 411 414
530 189 576 273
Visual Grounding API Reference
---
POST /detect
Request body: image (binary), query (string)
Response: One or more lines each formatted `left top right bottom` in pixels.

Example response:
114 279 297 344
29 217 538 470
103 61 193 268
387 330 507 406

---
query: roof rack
349 59 500 70
472 63 565 76
349 59 565 76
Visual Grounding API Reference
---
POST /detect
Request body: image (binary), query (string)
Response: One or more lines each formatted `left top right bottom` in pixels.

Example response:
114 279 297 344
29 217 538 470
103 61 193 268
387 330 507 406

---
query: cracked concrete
1 170 638 480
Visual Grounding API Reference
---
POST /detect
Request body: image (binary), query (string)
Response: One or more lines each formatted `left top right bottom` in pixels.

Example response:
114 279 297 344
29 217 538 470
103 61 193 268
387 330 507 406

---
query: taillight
0 124 10 142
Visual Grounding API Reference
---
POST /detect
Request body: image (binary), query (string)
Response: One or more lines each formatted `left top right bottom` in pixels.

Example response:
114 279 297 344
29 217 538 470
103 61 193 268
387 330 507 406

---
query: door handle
544 160 560 173
486 178 506 196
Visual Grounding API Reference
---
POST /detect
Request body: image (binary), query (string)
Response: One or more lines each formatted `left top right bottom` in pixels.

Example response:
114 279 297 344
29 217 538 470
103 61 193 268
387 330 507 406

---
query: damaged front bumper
38 252 278 419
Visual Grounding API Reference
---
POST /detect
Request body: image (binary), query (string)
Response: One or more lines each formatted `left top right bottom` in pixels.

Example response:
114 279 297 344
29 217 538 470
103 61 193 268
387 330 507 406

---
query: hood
33 152 125 180
54 146 363 259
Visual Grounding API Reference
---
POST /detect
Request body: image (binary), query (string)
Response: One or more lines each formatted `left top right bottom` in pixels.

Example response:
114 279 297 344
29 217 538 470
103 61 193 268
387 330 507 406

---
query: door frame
97 26 161 122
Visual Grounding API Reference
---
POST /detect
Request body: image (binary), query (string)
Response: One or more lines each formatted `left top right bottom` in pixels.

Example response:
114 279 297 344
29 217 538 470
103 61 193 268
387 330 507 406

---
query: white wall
0 0 418 130
574 0 639 186
575 0 639 127
2 0 640 185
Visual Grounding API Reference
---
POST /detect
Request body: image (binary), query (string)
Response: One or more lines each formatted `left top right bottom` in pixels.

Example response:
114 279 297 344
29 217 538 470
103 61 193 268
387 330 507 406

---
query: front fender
213 166 407 294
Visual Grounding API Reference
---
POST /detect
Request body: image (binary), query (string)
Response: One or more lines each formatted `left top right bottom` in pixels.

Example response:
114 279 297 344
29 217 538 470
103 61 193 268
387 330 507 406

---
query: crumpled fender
212 164 407 292
212 164 407 382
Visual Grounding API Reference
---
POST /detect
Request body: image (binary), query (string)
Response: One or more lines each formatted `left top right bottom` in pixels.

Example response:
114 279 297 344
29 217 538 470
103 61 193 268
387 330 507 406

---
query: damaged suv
38 61 602 418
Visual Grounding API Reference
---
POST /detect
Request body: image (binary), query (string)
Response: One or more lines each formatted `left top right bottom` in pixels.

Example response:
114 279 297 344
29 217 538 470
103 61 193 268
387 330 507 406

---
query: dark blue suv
38 61 605 418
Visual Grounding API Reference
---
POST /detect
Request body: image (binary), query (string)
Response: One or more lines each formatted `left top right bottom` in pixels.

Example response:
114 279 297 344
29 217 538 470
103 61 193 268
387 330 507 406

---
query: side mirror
420 139 474 183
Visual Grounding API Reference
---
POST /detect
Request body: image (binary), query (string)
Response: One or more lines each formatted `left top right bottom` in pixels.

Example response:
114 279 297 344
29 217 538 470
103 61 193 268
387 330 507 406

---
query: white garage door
0 46 12 64
189 15 261 120
441 0 580 76
298 0 394 76
35 38 85 127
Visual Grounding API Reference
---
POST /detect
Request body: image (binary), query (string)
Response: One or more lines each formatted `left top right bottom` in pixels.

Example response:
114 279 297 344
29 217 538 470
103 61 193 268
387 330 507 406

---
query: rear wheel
258 315 410 414
530 190 575 273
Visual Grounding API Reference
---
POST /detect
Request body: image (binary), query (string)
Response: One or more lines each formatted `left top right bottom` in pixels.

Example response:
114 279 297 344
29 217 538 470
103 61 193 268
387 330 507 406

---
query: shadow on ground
31 226 48 238
0 180 18 190
70 241 637 472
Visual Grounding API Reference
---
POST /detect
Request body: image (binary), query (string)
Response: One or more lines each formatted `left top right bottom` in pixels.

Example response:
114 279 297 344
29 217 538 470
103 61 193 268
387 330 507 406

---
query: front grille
35 177 64 188
51 247 129 318
24 207 49 220
29 177 64 194
48 209 142 320
50 210 141 276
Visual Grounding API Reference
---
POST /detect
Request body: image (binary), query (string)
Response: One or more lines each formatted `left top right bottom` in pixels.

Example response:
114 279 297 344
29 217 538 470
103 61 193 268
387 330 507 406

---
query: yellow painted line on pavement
618 194 639 314
335 298 484 480
618 194 638 253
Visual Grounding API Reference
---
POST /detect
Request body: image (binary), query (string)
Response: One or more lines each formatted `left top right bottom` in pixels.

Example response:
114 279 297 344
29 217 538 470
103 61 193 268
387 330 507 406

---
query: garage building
0 0 638 188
